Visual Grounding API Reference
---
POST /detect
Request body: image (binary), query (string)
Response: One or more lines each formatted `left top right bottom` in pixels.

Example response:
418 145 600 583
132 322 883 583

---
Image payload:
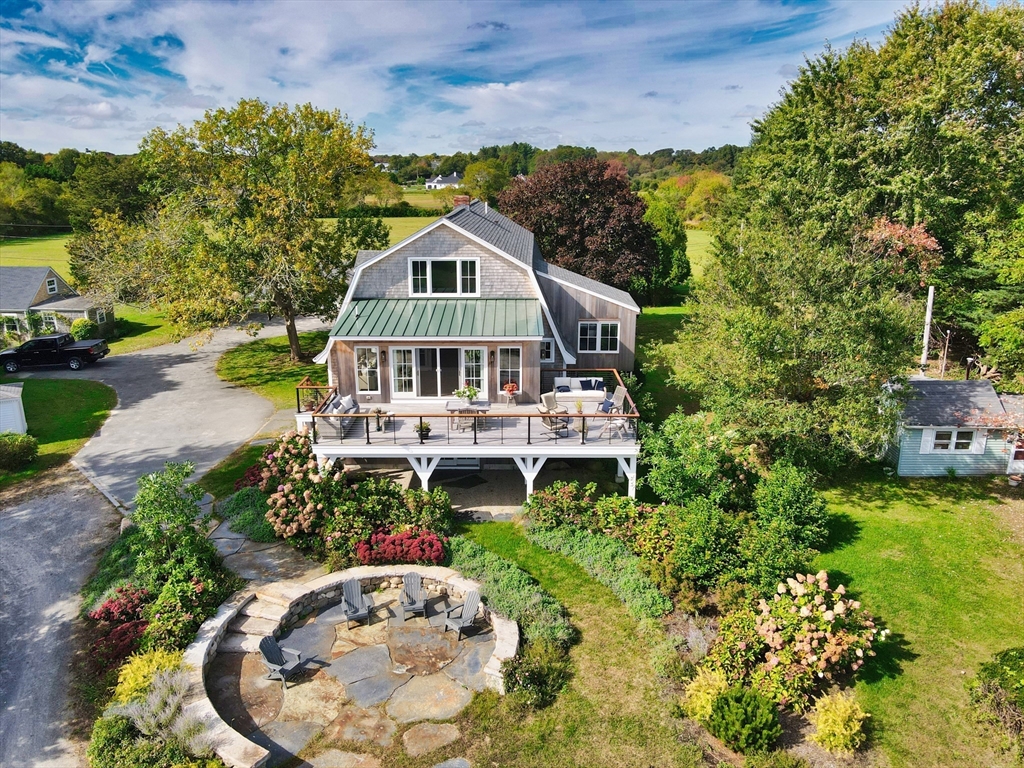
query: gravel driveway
0 317 326 766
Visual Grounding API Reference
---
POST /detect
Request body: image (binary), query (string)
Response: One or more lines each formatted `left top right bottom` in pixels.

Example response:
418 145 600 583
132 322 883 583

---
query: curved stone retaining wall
182 565 520 768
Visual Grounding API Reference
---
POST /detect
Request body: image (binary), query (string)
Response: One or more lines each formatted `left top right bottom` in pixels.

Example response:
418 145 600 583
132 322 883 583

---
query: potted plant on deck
453 382 480 405
414 421 432 439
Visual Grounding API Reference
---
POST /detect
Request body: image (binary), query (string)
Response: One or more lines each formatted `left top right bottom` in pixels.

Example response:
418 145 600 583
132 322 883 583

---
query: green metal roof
331 299 544 338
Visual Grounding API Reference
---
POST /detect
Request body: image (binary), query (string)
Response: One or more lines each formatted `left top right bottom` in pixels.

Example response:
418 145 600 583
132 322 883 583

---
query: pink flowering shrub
703 570 884 711
234 461 266 491
355 527 446 565
90 620 148 670
88 584 150 624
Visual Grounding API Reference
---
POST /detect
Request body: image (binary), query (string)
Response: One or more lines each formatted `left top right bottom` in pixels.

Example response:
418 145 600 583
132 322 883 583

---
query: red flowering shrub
234 461 265 491
91 620 148 670
88 584 150 624
355 528 445 565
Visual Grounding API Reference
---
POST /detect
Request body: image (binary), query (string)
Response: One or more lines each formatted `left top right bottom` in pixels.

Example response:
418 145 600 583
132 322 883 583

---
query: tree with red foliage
497 158 659 297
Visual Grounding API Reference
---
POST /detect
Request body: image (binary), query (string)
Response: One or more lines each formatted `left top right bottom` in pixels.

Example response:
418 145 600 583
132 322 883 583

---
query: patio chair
258 636 305 691
340 578 375 628
399 572 427 621
536 405 570 438
607 385 627 414
443 590 481 641
456 408 477 433
540 391 568 414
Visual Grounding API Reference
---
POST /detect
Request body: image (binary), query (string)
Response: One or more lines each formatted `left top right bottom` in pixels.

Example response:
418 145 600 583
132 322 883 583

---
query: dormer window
409 258 479 296
46 277 58 294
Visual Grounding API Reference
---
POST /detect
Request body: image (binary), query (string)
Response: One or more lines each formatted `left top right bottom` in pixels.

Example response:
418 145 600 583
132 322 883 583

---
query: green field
0 234 73 278
0 377 117 490
401 187 446 210
685 228 713 280
635 305 693 421
383 216 438 244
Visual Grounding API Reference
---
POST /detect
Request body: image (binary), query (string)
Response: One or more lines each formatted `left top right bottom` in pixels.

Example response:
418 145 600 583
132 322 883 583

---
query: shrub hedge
707 686 782 755
0 432 38 471
524 524 671 619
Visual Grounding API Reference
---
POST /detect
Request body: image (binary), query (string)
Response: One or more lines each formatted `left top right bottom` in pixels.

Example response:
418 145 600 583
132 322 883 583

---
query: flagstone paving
208 587 486 767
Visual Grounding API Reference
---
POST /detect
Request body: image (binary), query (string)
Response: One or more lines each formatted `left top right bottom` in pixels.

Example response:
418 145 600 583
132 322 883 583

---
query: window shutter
919 428 934 454
972 430 988 455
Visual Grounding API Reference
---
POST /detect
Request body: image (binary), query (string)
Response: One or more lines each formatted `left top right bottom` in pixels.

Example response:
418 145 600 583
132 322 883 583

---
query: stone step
238 599 287 622
254 581 306 607
218 632 263 653
229 615 278 636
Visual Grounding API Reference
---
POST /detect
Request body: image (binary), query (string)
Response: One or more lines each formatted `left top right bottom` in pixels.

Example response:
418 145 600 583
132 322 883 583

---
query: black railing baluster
473 415 478 445
527 416 531 445
365 416 370 445
419 416 424 445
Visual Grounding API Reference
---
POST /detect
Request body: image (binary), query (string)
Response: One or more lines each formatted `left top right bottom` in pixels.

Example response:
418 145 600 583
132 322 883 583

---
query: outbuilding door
1009 434 1024 475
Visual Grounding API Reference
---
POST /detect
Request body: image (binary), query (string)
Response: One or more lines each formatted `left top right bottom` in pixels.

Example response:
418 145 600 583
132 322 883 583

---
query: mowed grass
636 305 694 422
0 377 117 490
383 216 438 244
818 470 1024 767
198 441 268 500
401 188 445 209
685 228 713 280
215 330 330 410
448 522 701 768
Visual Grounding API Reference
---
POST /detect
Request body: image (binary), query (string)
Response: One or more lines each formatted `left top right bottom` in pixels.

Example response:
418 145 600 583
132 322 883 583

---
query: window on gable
46 278 58 295
539 338 555 363
96 308 107 324
408 258 479 296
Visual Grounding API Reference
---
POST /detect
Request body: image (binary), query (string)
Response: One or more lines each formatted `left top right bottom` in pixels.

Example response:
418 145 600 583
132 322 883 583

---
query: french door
390 346 487 399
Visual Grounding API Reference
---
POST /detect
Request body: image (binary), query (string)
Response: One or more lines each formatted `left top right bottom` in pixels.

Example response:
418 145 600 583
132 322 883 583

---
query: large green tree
714 0 1024 385
70 99 387 360
460 159 510 205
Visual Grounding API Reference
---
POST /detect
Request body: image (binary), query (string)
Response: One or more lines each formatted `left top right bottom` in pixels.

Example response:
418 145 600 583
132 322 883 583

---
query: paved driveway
0 318 326 766
16 317 327 507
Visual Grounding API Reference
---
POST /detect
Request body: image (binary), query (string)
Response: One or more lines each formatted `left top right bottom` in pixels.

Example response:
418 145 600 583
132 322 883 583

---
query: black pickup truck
1 333 110 372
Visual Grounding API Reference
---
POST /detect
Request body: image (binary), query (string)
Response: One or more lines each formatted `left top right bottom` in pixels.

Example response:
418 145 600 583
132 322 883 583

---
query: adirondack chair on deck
258 636 305 691
443 590 480 641
340 578 375 628
399 572 427 621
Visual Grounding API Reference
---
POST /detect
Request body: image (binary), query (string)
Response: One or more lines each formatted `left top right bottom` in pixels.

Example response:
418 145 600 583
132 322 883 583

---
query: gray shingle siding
353 228 534 299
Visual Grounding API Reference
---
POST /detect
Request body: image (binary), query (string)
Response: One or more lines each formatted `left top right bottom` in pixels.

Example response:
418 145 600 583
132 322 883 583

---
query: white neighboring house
0 383 27 434
424 172 462 190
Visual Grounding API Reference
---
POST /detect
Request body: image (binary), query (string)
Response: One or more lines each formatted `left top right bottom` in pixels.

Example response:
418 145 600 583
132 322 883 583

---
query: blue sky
0 0 909 155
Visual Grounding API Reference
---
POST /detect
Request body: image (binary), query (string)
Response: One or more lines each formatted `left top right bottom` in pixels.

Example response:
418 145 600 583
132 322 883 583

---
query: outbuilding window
920 427 985 454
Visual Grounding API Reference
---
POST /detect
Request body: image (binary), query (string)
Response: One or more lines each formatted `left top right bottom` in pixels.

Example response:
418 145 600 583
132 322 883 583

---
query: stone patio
208 587 488 767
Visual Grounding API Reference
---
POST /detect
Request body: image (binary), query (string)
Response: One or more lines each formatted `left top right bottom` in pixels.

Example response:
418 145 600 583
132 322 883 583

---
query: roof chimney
453 194 471 208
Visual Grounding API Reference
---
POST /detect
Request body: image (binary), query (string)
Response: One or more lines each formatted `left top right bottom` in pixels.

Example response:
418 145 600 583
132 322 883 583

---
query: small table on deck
444 400 491 431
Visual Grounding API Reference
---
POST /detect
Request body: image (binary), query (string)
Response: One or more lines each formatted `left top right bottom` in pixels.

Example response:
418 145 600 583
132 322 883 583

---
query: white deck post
512 456 547 498
616 456 637 498
408 456 441 491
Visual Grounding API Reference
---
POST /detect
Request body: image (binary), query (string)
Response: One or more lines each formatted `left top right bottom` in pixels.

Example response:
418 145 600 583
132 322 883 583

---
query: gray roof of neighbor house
31 295 97 312
428 172 462 185
444 201 640 311
903 378 1006 427
0 266 57 312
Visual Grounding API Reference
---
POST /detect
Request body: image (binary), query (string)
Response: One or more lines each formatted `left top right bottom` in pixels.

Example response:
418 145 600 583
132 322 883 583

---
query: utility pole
920 285 935 372
939 330 951 379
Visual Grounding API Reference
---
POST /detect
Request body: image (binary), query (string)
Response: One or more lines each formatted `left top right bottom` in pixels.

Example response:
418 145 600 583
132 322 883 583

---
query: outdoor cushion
341 394 355 411
553 377 572 389
569 379 583 391
595 381 606 391
599 400 613 413
556 385 571 393
580 379 594 391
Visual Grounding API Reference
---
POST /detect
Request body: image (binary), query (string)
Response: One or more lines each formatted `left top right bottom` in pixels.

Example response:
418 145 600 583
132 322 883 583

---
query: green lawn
198 441 268 500
401 188 445 210
685 228 713 280
0 377 117 490
383 216 438 244
215 330 330 410
818 470 1024 767
452 522 701 768
0 234 73 278
635 305 694 422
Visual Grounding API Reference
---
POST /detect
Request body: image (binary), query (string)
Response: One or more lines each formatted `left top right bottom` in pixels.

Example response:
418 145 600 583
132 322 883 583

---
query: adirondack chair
399 572 427 621
258 636 304 691
608 385 627 414
443 590 480 641
340 578 375 628
455 409 477 433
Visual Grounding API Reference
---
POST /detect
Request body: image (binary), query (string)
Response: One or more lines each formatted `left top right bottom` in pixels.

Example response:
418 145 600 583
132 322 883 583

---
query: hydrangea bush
704 571 884 710
355 527 446 565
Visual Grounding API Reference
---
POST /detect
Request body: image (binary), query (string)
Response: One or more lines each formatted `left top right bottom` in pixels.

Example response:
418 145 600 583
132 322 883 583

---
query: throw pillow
599 400 612 413
556 385 571 393
554 377 571 389
595 380 606 391
580 379 595 391
341 394 355 411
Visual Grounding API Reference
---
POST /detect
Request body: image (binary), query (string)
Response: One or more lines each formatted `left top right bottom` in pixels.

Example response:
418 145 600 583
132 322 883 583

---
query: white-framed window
96 308 107 324
354 346 380 393
921 427 985 454
578 321 619 353
462 348 483 390
408 258 480 296
46 277 58 294
498 347 521 389
392 348 415 394
41 311 57 331
2 314 19 334
539 338 555 363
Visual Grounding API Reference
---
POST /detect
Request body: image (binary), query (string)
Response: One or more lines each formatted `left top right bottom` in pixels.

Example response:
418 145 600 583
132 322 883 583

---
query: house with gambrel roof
298 199 641 497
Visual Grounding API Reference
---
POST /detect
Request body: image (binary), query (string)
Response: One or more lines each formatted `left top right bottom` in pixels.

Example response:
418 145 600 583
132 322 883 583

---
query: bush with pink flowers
355 527 446 565
702 570 884 711
88 584 150 624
